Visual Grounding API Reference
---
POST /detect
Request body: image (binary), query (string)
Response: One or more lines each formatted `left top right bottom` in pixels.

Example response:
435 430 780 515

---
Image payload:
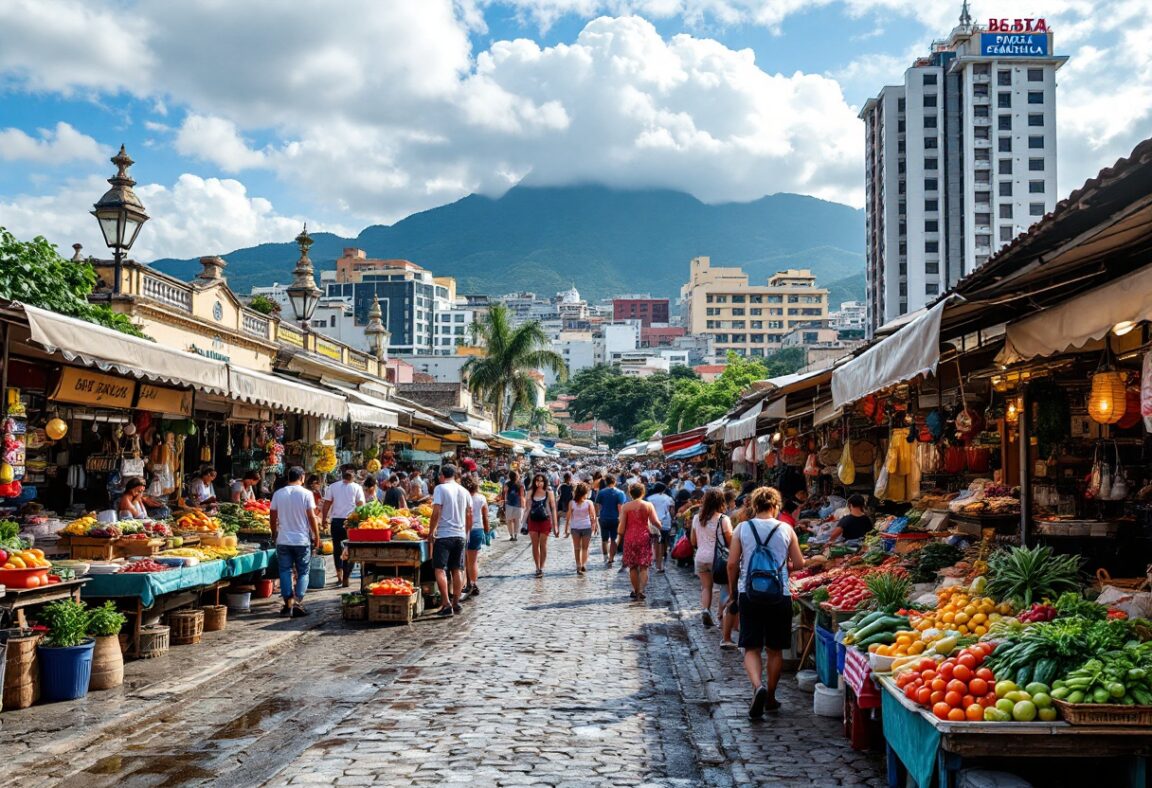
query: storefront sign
987 18 1048 32
278 324 305 348
188 344 230 362
316 339 343 361
137 384 193 416
980 32 1050 56
51 367 136 408
413 434 442 453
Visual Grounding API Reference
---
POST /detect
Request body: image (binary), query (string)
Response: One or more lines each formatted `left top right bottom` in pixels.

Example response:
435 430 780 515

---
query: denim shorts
600 521 619 543
467 528 485 551
433 537 466 570
570 527 592 539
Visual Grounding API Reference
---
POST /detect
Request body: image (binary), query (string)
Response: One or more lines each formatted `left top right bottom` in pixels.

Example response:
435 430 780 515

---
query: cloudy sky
1 0 1148 261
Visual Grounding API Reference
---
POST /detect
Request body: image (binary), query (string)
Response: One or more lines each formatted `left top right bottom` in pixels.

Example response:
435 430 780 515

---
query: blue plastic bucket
308 560 326 589
38 639 94 702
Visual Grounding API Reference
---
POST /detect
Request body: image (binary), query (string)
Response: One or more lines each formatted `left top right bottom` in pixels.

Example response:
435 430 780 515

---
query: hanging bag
1110 442 1129 501
838 436 856 485
671 534 694 561
712 515 732 584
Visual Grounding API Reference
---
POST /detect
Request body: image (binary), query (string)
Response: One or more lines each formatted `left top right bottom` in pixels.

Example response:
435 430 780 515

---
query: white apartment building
859 6 1066 334
829 301 868 334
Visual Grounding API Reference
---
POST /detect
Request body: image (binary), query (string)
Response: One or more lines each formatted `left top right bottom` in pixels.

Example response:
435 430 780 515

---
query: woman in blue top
726 486 805 720
500 471 526 542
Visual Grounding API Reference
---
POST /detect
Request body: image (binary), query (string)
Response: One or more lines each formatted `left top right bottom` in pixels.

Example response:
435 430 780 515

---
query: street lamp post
364 295 391 360
285 224 322 332
91 145 149 294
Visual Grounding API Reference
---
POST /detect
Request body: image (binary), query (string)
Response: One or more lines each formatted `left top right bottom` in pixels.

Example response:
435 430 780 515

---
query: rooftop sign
980 32 1050 56
987 18 1048 32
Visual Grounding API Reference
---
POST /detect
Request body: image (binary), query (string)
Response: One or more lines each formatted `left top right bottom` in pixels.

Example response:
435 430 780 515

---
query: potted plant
37 599 95 702
86 601 127 690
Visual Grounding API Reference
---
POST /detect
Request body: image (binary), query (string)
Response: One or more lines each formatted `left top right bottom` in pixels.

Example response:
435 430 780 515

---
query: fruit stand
338 501 433 624
0 577 88 628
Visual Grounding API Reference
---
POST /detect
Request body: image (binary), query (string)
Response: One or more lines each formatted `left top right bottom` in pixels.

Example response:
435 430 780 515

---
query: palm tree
463 304 567 431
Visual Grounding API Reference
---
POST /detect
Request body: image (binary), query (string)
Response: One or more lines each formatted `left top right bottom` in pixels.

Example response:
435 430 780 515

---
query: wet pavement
7 537 886 787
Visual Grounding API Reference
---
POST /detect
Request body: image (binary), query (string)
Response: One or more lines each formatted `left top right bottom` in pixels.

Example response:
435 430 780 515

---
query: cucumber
858 631 898 647
1016 664 1034 687
1068 690 1085 703
1050 686 1070 700
1131 688 1152 705
853 616 908 642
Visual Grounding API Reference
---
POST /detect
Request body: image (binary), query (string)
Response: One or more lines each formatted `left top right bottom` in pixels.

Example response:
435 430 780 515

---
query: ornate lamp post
91 145 149 294
285 224 322 332
364 295 391 359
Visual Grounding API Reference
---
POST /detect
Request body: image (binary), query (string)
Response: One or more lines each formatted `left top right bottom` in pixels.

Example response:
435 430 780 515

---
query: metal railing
141 274 192 312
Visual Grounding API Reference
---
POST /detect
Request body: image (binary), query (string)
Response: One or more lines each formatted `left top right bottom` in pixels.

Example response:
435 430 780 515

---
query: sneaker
279 604 291 617
720 640 737 650
461 584 474 596
749 687 769 719
291 605 309 618
535 568 543 578
435 606 454 617
629 591 637 600
469 584 480 596
702 609 714 628
452 604 463 614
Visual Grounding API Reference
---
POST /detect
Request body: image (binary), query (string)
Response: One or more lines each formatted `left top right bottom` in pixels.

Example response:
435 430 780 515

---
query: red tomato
947 679 968 695
932 702 952 720
968 678 989 697
944 691 963 708
966 704 984 721
975 667 994 682
930 678 947 693
916 687 932 705
953 664 973 683
897 673 915 689
938 662 955 679
905 684 920 701
930 690 945 705
961 694 975 708
921 669 937 683
957 653 978 671
918 659 937 672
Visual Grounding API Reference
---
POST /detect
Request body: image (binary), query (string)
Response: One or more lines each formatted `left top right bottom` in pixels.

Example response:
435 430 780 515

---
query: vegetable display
985 544 1082 608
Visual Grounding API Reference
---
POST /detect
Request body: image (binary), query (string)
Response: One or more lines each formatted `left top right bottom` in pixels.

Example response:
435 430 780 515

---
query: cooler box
815 625 839 690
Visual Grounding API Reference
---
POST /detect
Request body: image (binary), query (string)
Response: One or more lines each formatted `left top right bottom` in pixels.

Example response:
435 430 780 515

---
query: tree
763 346 806 377
463 304 567 430
247 294 280 315
517 406 555 434
566 365 681 446
0 228 146 338
665 352 768 432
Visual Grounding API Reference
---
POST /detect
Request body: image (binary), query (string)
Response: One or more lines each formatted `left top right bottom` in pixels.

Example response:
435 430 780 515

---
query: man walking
321 468 365 587
594 474 627 567
428 464 473 617
270 466 321 617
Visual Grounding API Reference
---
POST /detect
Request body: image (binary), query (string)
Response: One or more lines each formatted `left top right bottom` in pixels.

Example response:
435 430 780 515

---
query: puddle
208 697 294 740
85 754 215 780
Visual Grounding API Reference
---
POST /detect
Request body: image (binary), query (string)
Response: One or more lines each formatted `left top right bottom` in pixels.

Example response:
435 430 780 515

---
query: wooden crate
116 538 165 557
347 542 423 568
366 592 422 623
67 536 118 561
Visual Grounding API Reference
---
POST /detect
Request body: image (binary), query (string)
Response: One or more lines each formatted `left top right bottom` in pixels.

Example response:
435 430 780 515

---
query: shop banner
137 384 193 416
51 367 136 408
387 427 414 445
413 434 443 452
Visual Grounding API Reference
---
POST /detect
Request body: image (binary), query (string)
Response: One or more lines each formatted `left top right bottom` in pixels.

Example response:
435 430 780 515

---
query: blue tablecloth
880 683 942 788
80 550 274 608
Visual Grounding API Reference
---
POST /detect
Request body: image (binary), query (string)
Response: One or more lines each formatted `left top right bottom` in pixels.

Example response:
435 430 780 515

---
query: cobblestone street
7 537 884 787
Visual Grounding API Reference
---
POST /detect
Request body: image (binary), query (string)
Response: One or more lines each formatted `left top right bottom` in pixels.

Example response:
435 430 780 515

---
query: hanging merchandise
1086 444 1103 499
45 417 68 441
1142 352 1152 431
780 436 805 466
803 452 820 477
915 441 941 474
925 410 945 440
874 457 889 499
1110 443 1128 501
884 427 913 501
200 422 213 464
1115 383 1142 429
730 446 744 465
838 435 856 485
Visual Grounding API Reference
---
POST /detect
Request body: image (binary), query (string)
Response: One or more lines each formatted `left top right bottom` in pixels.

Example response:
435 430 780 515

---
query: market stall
337 500 432 623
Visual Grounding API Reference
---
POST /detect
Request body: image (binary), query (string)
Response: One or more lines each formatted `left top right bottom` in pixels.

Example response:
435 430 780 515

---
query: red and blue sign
980 33 1050 56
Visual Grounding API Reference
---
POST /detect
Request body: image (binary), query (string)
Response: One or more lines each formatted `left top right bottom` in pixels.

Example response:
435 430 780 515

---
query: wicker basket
137 624 170 659
168 609 205 646
342 604 367 621
201 605 227 632
1052 698 1152 726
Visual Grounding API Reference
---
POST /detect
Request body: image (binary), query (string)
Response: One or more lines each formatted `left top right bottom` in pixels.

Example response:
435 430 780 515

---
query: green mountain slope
153 185 864 302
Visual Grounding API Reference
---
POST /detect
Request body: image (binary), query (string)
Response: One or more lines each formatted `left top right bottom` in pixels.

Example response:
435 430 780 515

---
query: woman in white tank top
564 482 598 575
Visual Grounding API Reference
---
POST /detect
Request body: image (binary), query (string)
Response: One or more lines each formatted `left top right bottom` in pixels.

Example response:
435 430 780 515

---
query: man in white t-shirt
270 467 321 617
646 483 676 573
321 469 366 588
428 465 473 617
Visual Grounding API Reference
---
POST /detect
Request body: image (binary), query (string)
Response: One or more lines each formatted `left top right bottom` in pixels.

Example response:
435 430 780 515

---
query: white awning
724 400 763 444
229 368 348 420
348 402 398 428
832 298 951 408
468 438 489 450
23 304 229 395
997 266 1152 365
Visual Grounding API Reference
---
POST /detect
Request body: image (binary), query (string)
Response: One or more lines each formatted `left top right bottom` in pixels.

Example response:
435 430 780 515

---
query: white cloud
0 122 107 164
174 115 268 172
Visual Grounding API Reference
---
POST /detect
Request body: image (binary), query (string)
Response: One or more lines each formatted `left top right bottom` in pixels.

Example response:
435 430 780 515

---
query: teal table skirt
81 550 274 608
880 682 942 788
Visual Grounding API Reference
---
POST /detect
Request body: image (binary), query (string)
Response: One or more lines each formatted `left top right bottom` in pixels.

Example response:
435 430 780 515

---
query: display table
879 677 1152 787
0 578 89 628
346 541 430 608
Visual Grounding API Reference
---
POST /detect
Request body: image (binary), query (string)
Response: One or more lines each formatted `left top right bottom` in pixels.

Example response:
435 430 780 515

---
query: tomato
931 678 947 693
930 690 945 705
944 691 963 708
957 653 978 671
905 684 920 701
978 694 996 708
975 667 995 682
938 662 955 679
961 694 975 708
953 664 973 683
897 672 915 689
921 669 937 683
947 708 967 722
932 702 952 720
968 678 989 697
966 704 984 721
947 679 968 695
918 659 937 672
916 687 932 705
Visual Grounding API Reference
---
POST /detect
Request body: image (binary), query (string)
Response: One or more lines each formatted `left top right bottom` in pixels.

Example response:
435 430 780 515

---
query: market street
6 537 883 787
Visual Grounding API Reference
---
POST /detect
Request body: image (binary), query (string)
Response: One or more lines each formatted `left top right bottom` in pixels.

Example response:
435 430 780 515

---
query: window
1000 226 1015 242
924 137 938 149
898 161 906 174
899 222 907 235
975 64 990 75
749 334 764 344
899 282 908 297
787 295 800 304
1028 135 1044 149
925 157 938 170
731 294 745 303
1028 91 1044 104
975 171 991 184
974 105 990 118
975 127 990 140
923 116 937 129
897 98 906 112
925 219 939 232
731 307 745 316
897 140 906 153
924 94 937 107
714 295 728 303
924 177 938 191
714 334 729 343
1029 180 1045 194
705 307 719 316
898 180 906 195
749 307 762 316
976 212 991 225
925 240 939 253
926 283 940 295
1030 203 1045 216
1028 158 1045 171
976 234 991 246
998 137 1012 152
1028 68 1044 82
706 320 716 329
925 199 938 211
998 115 1012 130
899 263 908 275
1028 113 1044 127
767 321 784 330
999 181 1013 197
974 83 989 96
998 92 1012 108
999 203 1013 219
997 70 1012 86
926 261 940 274
923 73 937 85
705 294 714 303
998 159 1012 175
975 190 991 205
750 320 763 329
749 295 763 303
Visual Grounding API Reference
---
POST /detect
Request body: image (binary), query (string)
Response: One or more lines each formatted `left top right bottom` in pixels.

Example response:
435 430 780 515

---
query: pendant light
1088 337 1127 425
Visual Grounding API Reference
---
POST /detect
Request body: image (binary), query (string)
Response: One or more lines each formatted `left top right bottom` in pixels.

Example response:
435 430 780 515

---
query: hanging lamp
1088 337 1127 425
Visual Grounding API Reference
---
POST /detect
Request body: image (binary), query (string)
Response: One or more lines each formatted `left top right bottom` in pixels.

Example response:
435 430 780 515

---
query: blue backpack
744 520 786 604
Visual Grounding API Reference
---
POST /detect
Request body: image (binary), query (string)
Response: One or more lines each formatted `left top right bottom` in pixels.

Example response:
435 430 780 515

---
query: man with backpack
726 485 806 719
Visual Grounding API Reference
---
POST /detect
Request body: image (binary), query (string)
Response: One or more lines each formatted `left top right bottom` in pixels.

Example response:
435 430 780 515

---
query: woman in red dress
617 483 661 601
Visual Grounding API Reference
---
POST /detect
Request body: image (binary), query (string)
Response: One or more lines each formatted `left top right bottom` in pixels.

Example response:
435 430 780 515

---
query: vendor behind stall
188 466 218 509
826 494 872 542
231 470 261 503
118 476 170 520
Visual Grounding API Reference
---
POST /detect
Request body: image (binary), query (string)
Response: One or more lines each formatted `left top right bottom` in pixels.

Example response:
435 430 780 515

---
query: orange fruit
8 557 26 569
24 574 41 588
948 708 967 722
965 704 984 721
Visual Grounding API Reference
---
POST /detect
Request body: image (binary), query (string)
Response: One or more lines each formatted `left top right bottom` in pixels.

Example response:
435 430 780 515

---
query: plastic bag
803 452 820 477
874 463 890 499
838 437 855 485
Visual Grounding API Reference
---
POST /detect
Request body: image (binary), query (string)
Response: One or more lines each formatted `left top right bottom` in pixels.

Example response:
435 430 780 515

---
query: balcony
973 116 992 126
974 138 992 148
972 93 990 105
241 311 270 339
973 73 991 84
974 159 991 169
141 273 192 312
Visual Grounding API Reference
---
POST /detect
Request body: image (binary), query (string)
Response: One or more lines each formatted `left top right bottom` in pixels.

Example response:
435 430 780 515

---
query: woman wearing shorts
501 471 525 541
564 482 598 574
726 486 805 719
461 477 490 597
690 488 733 634
525 473 558 577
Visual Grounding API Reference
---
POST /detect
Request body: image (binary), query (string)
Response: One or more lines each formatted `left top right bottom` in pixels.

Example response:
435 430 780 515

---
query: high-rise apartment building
859 5 1066 334
679 256 828 359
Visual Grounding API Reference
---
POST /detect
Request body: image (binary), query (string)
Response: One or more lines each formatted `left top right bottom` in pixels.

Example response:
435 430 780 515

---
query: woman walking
617 483 660 601
557 472 574 527
564 482 598 574
461 477 490 596
501 470 526 541
525 473 558 577
690 488 733 632
727 486 805 718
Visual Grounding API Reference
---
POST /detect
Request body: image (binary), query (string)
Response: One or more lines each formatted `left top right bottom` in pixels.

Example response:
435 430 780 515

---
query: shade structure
666 442 708 461
229 368 348 420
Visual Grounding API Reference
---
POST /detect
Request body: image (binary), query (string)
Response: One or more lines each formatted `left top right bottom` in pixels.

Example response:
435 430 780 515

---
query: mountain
152 185 865 303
